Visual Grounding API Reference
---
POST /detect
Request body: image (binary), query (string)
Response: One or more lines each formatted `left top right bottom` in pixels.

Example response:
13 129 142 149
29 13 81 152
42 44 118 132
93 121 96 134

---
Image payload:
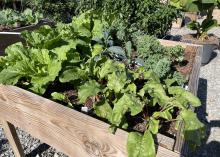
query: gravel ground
0 127 68 157
1 26 220 157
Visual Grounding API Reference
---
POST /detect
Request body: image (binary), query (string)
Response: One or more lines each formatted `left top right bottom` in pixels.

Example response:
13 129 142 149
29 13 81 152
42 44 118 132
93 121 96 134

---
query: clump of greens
101 33 186 85
78 0 181 39
0 12 204 157
0 8 43 30
136 35 185 79
24 0 78 23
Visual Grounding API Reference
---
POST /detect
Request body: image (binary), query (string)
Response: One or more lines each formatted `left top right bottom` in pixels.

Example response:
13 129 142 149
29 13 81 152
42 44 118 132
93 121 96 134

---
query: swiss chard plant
0 12 205 157
171 0 220 40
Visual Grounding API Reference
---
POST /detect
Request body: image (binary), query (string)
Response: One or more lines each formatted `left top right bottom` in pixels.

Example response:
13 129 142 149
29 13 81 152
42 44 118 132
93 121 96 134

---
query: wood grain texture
1 120 25 157
174 45 203 156
0 85 181 157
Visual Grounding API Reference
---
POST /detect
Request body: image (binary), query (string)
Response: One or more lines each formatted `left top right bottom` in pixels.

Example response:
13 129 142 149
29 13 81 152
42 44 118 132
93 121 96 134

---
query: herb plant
0 12 205 157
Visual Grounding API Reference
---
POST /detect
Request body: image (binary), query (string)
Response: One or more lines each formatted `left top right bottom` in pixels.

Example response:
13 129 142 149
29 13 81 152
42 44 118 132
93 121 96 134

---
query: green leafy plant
102 34 186 85
24 0 78 23
0 12 204 157
170 0 220 39
78 0 181 39
0 8 43 29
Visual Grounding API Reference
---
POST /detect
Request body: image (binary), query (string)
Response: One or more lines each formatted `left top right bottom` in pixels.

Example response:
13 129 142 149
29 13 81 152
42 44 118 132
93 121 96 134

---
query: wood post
1 120 25 157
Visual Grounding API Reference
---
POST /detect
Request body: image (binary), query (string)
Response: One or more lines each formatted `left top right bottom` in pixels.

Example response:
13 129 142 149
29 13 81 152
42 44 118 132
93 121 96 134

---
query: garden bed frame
0 20 54 54
0 40 202 157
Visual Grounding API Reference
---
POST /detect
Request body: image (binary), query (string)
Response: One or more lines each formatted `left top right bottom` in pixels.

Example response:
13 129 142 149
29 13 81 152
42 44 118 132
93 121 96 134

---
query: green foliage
127 131 155 157
51 92 66 101
170 0 220 38
135 35 185 83
0 12 204 157
24 0 78 23
172 71 187 85
180 109 206 148
78 80 102 103
78 0 181 38
0 8 42 29
0 12 103 94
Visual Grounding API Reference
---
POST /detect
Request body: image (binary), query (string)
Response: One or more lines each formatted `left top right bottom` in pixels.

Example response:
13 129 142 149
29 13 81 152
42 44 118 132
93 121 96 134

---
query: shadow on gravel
26 143 50 157
0 139 8 154
204 51 218 66
191 78 220 157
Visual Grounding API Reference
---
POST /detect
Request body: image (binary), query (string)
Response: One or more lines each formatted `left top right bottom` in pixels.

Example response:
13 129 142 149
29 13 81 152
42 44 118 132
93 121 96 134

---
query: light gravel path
1 26 220 157
0 127 68 157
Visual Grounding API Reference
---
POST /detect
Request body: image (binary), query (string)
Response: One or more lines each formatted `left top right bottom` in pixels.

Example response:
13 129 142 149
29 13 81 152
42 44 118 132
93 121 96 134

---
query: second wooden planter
0 20 55 55
0 40 202 157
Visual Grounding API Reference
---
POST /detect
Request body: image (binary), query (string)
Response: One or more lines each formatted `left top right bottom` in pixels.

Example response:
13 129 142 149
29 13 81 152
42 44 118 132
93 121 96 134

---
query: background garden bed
0 20 54 55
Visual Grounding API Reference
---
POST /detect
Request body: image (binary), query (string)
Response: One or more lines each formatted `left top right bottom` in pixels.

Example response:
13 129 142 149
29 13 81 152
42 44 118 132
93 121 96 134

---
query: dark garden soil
0 25 12 31
175 45 197 79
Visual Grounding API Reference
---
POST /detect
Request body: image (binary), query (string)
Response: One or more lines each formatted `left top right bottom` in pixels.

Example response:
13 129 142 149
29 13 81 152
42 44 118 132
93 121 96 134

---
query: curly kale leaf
144 55 171 78
172 71 186 86
136 35 165 59
166 45 184 62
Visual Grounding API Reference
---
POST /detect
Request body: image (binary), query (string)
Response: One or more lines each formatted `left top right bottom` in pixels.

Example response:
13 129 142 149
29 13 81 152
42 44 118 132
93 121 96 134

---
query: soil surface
175 45 197 79
0 25 12 31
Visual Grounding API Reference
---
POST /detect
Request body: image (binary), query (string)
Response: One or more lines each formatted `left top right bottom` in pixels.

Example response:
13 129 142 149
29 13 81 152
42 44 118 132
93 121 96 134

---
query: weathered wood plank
159 39 202 48
174 45 202 156
1 120 25 157
0 85 181 157
156 133 175 150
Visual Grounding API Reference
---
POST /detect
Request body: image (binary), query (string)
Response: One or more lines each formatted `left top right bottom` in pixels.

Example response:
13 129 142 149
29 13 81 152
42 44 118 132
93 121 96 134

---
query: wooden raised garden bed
0 40 202 157
0 20 54 55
